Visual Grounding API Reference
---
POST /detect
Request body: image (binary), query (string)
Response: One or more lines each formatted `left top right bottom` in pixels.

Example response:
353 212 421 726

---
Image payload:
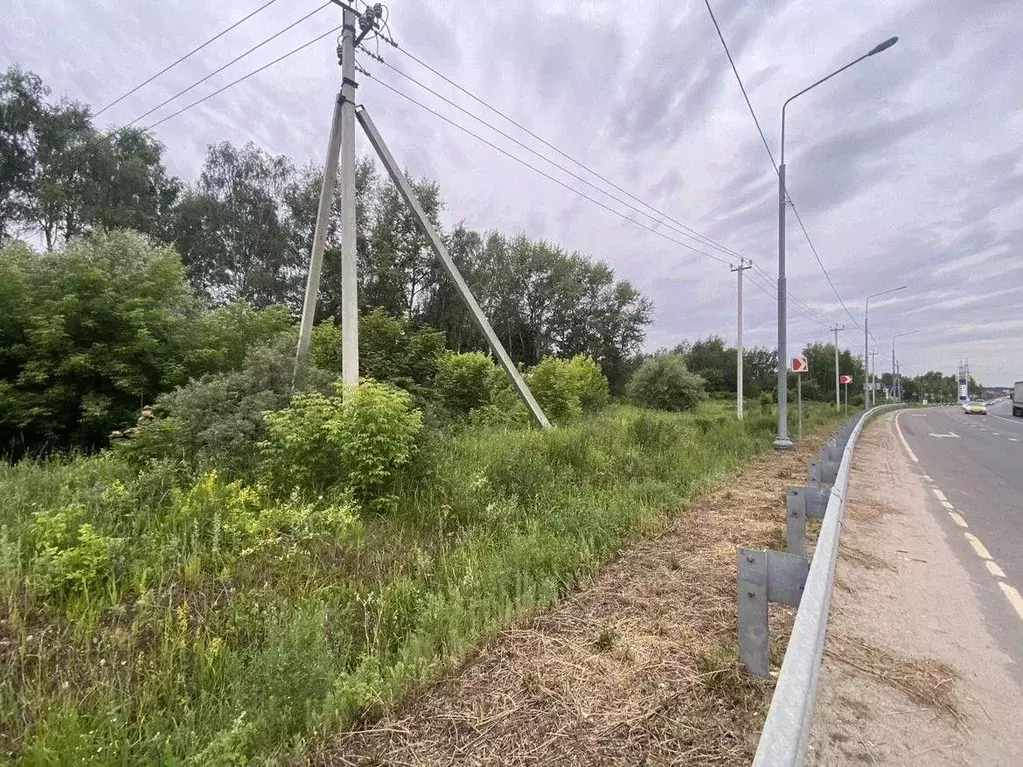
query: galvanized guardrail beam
750 404 902 766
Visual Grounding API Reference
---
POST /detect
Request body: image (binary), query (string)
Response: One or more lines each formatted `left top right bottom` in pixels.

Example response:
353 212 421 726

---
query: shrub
120 337 335 474
191 301 294 377
626 353 707 412
434 352 496 415
260 380 423 507
29 506 121 598
525 355 611 424
0 231 201 455
171 471 361 567
563 355 611 412
527 358 582 423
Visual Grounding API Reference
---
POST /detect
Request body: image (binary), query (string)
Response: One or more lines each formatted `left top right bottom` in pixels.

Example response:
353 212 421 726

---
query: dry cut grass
824 632 963 728
313 423 841 766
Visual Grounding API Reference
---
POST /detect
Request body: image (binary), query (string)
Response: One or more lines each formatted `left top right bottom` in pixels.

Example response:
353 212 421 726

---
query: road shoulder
809 412 1023 766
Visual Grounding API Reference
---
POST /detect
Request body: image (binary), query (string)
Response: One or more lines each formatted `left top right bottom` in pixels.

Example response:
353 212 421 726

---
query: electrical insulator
373 4 383 18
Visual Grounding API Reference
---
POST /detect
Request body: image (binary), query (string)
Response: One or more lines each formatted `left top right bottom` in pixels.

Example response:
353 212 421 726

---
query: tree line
1 66 651 392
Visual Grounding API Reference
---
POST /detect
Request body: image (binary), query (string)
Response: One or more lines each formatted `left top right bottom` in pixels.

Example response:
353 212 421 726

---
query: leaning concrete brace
356 106 551 428
753 404 901 766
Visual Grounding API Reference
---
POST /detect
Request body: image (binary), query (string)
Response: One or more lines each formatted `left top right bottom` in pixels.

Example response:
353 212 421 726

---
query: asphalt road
895 402 1023 670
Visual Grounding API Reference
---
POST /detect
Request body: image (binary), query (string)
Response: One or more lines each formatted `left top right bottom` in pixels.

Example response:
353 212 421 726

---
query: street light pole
892 329 919 403
774 35 899 448
864 284 907 410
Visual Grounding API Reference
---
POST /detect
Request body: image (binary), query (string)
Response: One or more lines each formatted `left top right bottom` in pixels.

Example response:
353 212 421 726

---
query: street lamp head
868 36 899 56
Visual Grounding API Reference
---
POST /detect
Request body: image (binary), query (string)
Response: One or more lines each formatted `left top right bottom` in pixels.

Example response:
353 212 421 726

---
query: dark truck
1014 381 1023 418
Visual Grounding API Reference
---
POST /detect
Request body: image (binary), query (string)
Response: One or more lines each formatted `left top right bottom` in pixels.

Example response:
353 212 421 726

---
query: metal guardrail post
738 548 770 677
738 547 811 678
786 487 807 557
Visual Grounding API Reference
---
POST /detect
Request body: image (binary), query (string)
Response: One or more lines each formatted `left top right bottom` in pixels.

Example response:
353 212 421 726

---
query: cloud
2 0 1021 383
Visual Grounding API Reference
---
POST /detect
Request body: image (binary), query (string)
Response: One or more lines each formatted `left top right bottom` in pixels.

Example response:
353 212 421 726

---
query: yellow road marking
948 512 968 528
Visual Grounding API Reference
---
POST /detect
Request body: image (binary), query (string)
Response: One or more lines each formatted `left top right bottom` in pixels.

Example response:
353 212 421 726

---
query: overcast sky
4 0 1021 384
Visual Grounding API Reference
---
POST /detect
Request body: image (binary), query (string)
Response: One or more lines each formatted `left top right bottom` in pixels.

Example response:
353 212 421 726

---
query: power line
750 262 833 326
703 0 777 171
115 1 332 136
788 203 862 329
746 270 830 327
378 38 844 332
386 43 748 264
702 0 863 331
372 57 741 263
362 73 734 267
94 0 283 118
143 25 342 133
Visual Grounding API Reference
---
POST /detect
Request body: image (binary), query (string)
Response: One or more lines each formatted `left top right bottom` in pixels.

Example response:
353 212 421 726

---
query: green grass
0 400 843 764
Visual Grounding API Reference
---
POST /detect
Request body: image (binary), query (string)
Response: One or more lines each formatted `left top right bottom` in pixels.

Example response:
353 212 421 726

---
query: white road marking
991 433 1000 437
949 512 969 528
931 488 949 503
985 561 1006 578
964 532 993 560
998 582 1023 622
940 500 956 511
895 412 919 463
1010 438 1019 443
922 474 933 482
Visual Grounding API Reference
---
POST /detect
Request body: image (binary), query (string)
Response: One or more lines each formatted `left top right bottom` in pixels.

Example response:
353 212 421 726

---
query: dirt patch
314 426 840 766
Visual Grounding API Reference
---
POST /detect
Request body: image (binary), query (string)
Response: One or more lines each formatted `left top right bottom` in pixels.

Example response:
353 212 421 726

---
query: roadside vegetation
0 67 855 764
0 385 841 764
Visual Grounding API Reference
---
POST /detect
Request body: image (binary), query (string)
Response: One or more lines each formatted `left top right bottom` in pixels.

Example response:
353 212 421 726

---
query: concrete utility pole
296 2 360 382
869 350 879 406
830 325 844 409
338 6 359 387
732 258 753 420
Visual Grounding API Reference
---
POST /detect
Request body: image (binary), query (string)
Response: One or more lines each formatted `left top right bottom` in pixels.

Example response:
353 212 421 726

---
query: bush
528 358 583 423
434 351 497 415
260 380 423 508
29 505 121 598
626 353 707 412
120 336 335 474
525 355 612 423
191 301 294 377
0 231 201 455
562 355 611 412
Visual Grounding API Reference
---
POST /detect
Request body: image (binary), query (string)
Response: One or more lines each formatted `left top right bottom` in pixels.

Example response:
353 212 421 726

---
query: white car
962 401 988 415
